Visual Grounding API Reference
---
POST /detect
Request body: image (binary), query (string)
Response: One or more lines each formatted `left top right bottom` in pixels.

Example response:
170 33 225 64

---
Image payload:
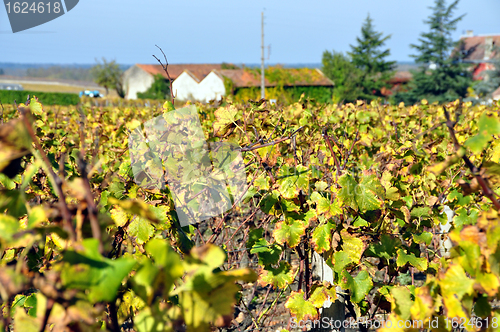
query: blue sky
1 0 499 65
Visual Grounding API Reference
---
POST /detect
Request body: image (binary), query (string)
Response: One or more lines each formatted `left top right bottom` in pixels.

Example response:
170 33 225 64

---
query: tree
321 50 363 103
396 0 472 104
137 74 170 100
348 14 396 100
0 68 4 75
90 58 124 97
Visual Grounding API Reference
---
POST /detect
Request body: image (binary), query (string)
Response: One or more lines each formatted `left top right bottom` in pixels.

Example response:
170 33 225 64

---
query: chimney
466 30 474 37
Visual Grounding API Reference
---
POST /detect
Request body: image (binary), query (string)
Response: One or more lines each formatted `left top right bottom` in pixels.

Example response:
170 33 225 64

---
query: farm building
122 64 334 103
381 71 412 96
493 86 500 101
122 64 223 100
458 31 500 80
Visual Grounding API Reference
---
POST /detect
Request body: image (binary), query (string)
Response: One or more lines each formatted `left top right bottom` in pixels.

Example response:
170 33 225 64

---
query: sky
0 0 499 65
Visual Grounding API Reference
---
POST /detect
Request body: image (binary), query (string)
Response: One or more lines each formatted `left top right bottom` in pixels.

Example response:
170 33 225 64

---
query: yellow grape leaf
108 198 162 224
27 206 46 228
476 272 499 297
285 291 318 321
110 207 131 227
341 230 366 264
378 313 405 332
439 264 474 300
410 286 434 321
309 285 337 308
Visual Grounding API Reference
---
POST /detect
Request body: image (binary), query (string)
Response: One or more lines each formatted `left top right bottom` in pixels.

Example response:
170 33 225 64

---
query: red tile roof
389 71 412 84
135 64 333 87
459 35 500 61
136 64 223 81
218 68 333 88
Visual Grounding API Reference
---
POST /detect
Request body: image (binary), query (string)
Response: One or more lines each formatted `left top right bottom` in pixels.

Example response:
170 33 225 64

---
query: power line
261 11 265 100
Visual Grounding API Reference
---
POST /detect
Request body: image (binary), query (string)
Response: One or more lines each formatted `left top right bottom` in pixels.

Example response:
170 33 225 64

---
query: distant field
0 76 119 97
20 83 118 97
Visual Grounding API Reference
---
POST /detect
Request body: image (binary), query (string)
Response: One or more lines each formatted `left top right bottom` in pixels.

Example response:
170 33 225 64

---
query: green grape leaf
396 249 427 272
246 228 264 250
339 270 373 303
134 306 170 332
131 260 159 304
390 286 412 321
259 190 280 215
453 207 479 229
331 251 352 273
277 165 309 199
258 261 294 289
133 239 184 302
465 113 500 154
250 238 282 266
60 239 136 303
178 282 240 331
128 217 155 244
413 232 433 246
410 206 431 219
273 219 306 248
311 222 334 253
309 191 342 217
365 234 400 263
338 173 384 212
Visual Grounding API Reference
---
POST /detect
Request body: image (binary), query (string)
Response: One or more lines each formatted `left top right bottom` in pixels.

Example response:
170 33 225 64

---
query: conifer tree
321 50 363 103
348 14 396 100
396 0 472 104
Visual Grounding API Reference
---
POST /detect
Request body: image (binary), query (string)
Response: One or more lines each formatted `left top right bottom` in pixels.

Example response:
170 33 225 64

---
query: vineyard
1 96 500 332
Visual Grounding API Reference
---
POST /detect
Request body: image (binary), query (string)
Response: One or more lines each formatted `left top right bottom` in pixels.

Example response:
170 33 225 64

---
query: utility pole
261 11 265 100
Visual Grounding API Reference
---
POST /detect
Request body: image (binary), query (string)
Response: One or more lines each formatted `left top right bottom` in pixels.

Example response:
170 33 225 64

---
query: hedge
0 90 80 106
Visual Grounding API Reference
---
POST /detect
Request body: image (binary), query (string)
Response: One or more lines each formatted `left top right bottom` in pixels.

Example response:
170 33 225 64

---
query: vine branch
443 106 500 210
153 45 175 105
19 105 76 242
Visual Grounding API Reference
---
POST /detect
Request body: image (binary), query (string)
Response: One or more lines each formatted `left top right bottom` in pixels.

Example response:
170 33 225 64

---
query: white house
172 70 225 103
494 86 500 101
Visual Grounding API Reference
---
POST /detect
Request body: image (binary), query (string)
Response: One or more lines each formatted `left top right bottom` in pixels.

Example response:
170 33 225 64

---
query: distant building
381 71 413 96
122 64 223 100
458 31 500 80
122 64 334 102
493 86 500 101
